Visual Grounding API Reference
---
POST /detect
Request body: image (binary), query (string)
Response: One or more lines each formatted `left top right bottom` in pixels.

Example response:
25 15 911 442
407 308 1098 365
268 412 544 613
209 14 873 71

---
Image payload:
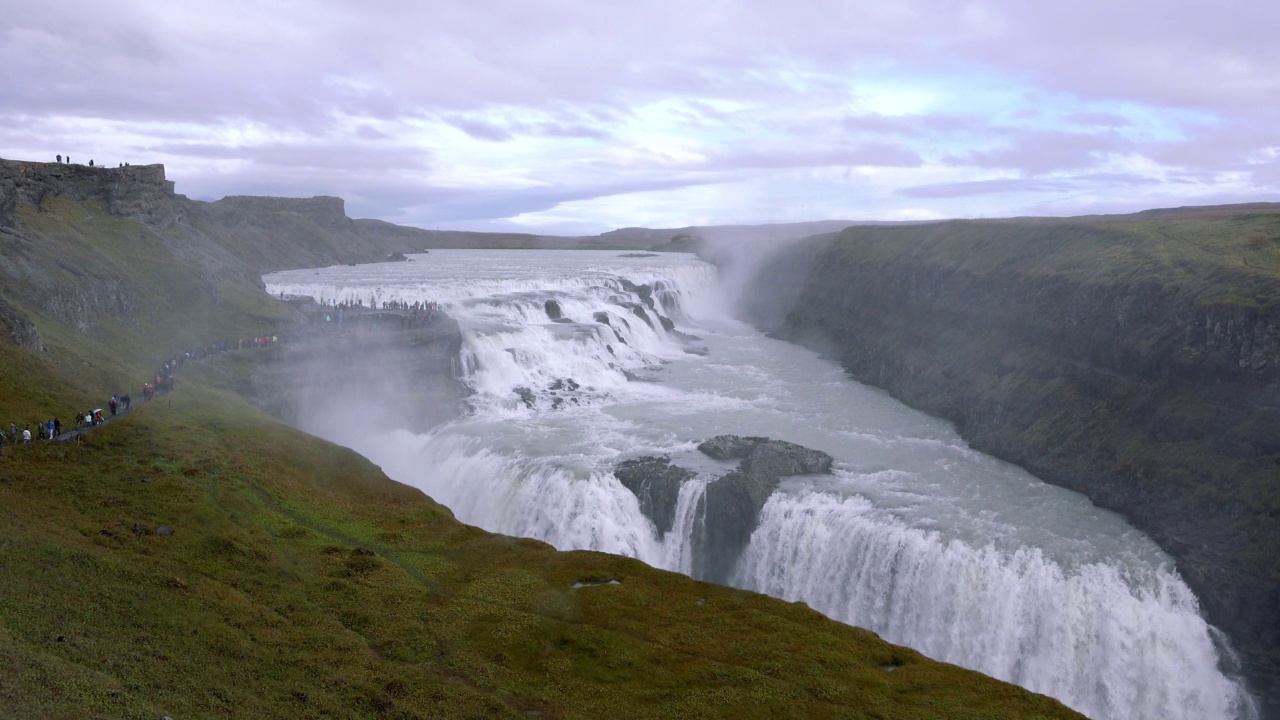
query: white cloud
0 0 1276 228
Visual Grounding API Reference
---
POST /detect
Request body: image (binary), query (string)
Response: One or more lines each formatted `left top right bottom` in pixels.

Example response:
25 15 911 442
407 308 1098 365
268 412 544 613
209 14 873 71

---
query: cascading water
265 249 1256 720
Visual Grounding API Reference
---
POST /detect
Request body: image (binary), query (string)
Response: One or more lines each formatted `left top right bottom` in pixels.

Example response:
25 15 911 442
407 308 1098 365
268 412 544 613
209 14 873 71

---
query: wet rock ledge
616 435 832 584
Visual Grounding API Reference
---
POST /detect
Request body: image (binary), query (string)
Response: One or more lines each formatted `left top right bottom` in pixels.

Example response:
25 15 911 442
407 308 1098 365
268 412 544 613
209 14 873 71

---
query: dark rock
353 548 375 556
697 435 764 461
156 525 174 536
621 370 657 382
630 305 654 329
593 311 610 325
615 457 694 536
545 299 563 320
386 252 409 262
619 278 657 310
658 314 675 332
551 397 564 410
683 346 710 356
514 387 535 409
692 436 833 583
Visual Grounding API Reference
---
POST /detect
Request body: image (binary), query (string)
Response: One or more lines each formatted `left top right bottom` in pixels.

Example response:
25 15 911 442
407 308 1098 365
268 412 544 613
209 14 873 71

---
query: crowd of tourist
0 337 274 453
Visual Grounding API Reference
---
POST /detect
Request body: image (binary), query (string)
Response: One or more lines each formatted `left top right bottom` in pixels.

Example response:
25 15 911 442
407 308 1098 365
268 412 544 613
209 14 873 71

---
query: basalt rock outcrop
615 457 694 537
615 436 833 583
693 436 833 583
736 206 1280 715
0 159 177 228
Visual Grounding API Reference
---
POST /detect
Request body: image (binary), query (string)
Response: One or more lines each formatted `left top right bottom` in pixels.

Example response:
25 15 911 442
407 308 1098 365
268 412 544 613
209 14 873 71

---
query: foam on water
265 249 1256 720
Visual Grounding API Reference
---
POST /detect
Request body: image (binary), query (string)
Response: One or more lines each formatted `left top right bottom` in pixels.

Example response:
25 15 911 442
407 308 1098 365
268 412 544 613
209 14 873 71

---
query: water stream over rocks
266 249 1256 720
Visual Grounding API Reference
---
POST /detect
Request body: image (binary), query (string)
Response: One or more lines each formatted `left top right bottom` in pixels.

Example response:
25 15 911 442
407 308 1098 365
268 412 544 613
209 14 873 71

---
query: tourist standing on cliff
56 154 61 163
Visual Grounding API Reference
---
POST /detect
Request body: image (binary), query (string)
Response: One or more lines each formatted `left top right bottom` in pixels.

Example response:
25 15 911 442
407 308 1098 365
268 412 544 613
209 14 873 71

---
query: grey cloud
151 141 433 172
899 172 1165 200
446 117 513 142
841 113 980 136
714 143 923 171
443 113 611 142
1066 112 1131 128
944 130 1132 175
399 177 719 224
898 177 1072 199
1147 123 1280 171
355 124 391 140
1253 160 1280 188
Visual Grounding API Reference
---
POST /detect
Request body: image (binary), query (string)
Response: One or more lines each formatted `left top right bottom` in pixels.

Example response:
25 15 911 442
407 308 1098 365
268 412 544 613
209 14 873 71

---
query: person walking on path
22 426 31 444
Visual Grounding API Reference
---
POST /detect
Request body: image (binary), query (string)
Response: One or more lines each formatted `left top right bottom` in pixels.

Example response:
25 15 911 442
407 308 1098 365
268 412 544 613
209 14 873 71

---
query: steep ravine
737 209 1280 716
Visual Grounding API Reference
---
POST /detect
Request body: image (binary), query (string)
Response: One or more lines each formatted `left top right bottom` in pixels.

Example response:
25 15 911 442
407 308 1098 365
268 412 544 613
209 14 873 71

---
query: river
265 248 1255 720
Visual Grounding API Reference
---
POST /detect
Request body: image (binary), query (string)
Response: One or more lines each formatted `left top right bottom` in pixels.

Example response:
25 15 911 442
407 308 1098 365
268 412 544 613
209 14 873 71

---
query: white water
266 249 1255 720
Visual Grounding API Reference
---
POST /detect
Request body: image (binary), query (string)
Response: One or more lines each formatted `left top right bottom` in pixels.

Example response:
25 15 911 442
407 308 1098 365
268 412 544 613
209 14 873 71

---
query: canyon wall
738 207 1280 712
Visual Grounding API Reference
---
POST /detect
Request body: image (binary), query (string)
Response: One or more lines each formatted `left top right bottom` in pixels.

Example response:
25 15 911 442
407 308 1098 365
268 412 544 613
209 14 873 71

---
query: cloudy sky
2 1 1277 234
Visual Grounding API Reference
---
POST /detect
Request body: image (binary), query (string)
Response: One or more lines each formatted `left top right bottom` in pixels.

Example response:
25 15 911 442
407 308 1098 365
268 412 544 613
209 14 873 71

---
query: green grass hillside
0 199 1083 718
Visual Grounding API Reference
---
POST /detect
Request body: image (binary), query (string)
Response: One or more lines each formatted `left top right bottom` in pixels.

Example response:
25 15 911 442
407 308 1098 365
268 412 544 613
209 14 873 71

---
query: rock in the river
698 435 763 461
514 387 535 409
619 278 656 310
544 299 563 320
621 302 654 329
692 436 833 583
616 436 833 582
615 456 695 536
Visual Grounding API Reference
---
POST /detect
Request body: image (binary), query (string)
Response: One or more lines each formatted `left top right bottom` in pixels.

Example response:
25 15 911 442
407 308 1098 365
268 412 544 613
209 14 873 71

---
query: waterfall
736 491 1252 720
264 250 1255 720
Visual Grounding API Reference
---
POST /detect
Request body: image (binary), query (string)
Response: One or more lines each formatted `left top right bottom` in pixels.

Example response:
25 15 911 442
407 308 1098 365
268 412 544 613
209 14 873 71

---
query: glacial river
265 249 1255 720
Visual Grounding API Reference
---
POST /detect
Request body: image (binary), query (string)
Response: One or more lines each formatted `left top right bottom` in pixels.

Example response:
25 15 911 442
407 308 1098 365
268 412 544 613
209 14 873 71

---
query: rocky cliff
0 159 177 228
738 205 1280 714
